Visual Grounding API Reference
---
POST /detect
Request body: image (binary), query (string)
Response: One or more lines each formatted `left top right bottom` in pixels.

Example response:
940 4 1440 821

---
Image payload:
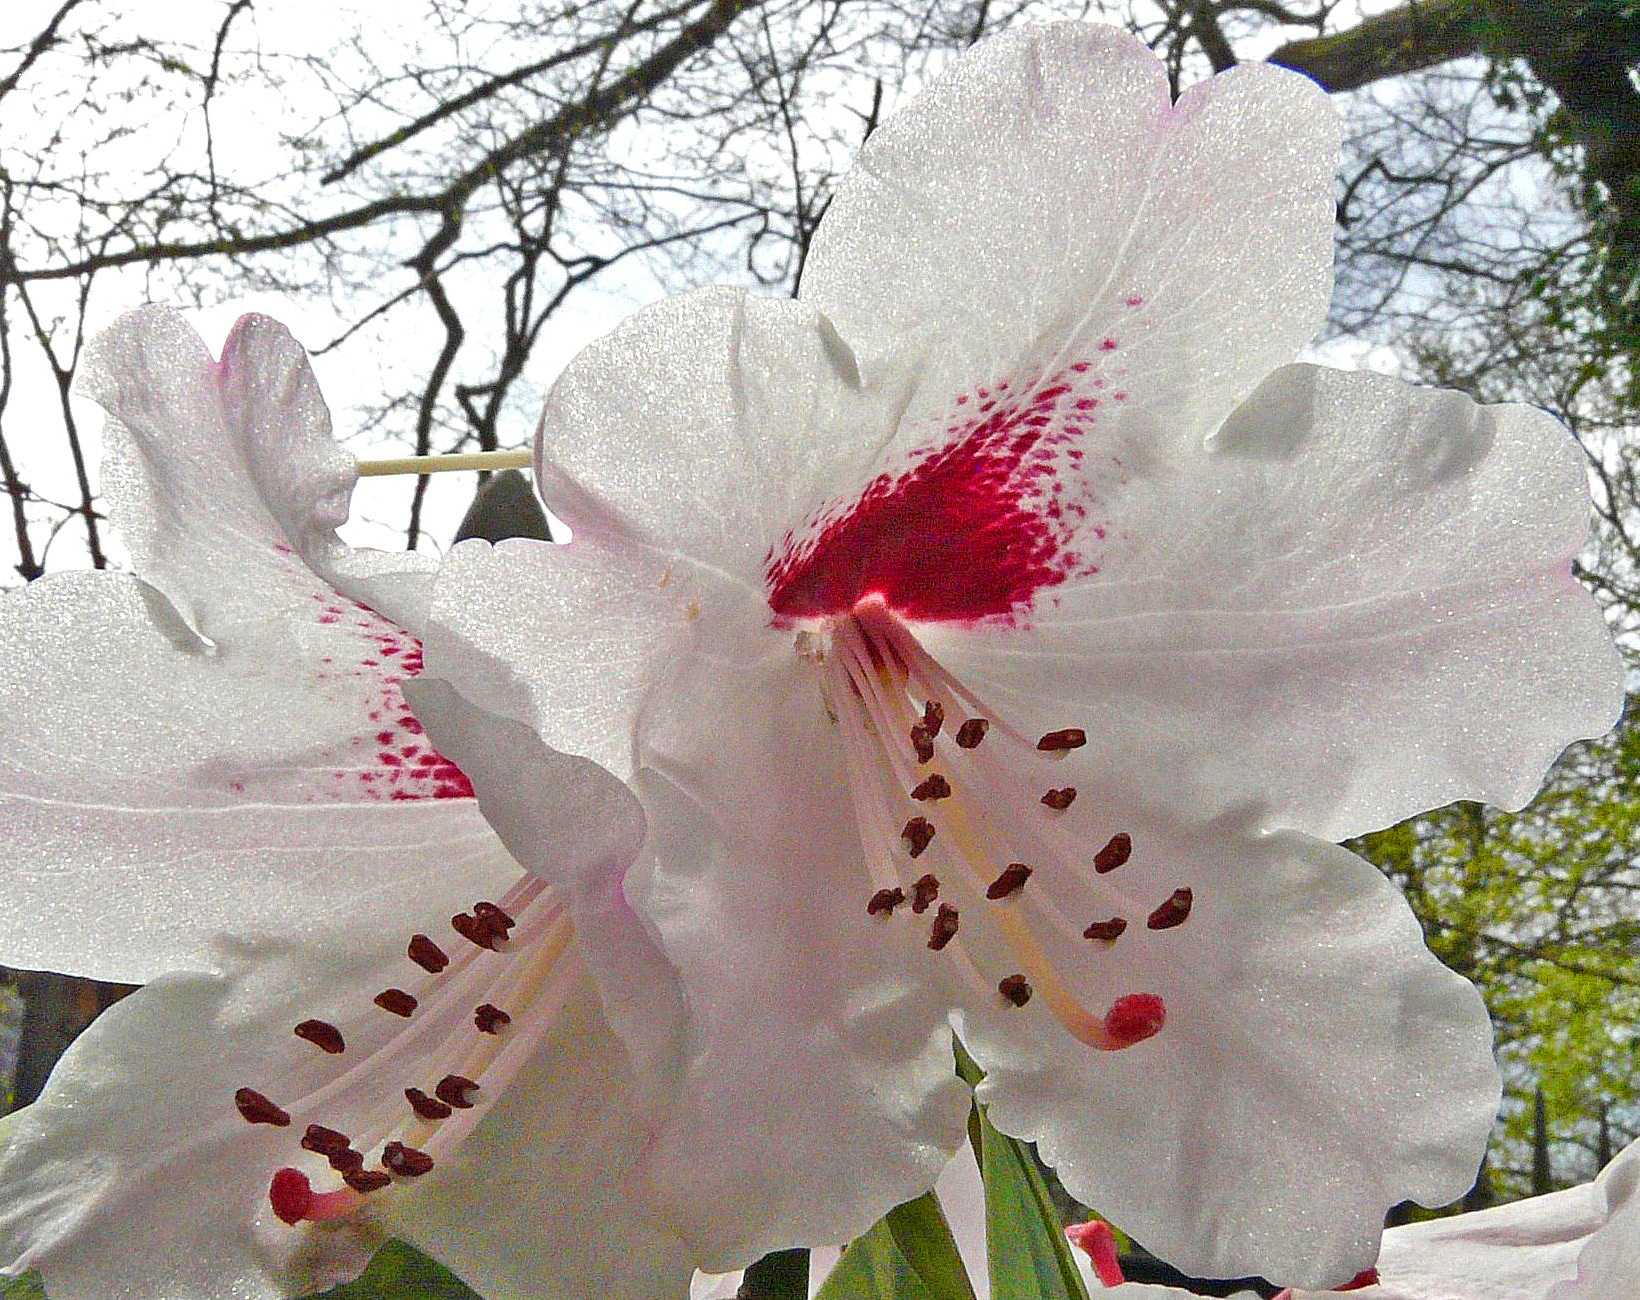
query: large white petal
380 964 698 1300
80 307 435 635
0 940 388 1300
532 287 895 583
953 817 1498 1291
0 570 511 982
0 934 696 1300
801 23 1338 453
932 365 1623 842
623 768 971 1271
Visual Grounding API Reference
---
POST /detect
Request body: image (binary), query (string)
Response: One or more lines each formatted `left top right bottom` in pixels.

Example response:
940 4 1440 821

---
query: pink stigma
1065 1220 1126 1286
267 1168 355 1225
1104 993 1166 1047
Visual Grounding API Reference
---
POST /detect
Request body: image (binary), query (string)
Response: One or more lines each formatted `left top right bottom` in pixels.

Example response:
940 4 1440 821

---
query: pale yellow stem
355 450 532 477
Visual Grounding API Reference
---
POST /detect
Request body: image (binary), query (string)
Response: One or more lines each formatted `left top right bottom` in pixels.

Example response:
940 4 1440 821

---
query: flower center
821 598 1190 1051
233 875 577 1223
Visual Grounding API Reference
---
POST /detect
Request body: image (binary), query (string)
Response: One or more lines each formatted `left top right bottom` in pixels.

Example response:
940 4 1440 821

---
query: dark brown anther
1041 786 1077 810
473 901 516 932
901 816 936 858
955 718 989 749
1093 832 1132 874
300 1124 352 1157
474 1003 512 1034
923 700 945 736
1083 917 1128 943
909 723 936 764
986 862 1033 901
342 1169 392 1194
435 1074 480 1109
233 1087 291 1127
408 933 449 973
293 1020 345 1054
383 1141 435 1177
867 887 906 917
1146 887 1194 931
1037 728 1086 753
927 904 960 951
451 912 501 950
374 988 418 1017
328 1149 365 1173
405 1087 452 1120
998 974 1033 1006
911 773 952 802
911 873 941 914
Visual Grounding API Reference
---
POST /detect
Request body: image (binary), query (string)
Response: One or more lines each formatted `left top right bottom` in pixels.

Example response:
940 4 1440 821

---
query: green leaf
313 1241 482 1299
955 1044 1090 1300
884 1193 979 1300
815 1215 936 1300
814 1191 978 1300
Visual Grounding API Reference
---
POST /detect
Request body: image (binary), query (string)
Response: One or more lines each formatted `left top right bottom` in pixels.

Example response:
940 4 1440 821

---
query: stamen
474 1004 511 1034
300 1124 352 1157
985 862 1033 900
343 1169 392 1194
293 1020 345 1054
1103 993 1166 1047
1036 728 1086 753
407 933 449 973
434 1074 480 1109
474 901 516 933
327 1149 364 1173
451 911 503 950
911 873 941 914
923 700 945 736
928 903 960 950
405 1087 452 1120
955 718 989 749
909 723 935 763
911 774 952 801
998 974 1033 1006
374 989 418 1017
1082 917 1127 943
901 816 936 857
1041 786 1076 810
868 887 906 916
1065 1220 1126 1287
268 1168 357 1225
234 1088 291 1127
382 1141 435 1176
1092 832 1131 873
1146 887 1193 930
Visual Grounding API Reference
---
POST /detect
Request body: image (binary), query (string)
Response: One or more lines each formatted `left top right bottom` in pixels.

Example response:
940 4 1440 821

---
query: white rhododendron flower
0 310 696 1300
419 21 1625 1291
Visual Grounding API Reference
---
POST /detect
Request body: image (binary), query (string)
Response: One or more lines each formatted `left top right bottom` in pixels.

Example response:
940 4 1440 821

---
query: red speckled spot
300 594 476 803
765 368 1105 624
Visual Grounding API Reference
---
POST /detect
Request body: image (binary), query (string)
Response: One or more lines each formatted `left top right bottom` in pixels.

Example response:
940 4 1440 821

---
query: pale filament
829 611 1140 1050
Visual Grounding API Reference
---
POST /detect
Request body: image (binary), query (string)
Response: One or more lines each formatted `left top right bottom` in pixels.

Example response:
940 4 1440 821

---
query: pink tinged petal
402 677 687 1124
619 766 971 1270
0 572 507 983
801 24 1340 463
77 308 435 639
935 364 1624 843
